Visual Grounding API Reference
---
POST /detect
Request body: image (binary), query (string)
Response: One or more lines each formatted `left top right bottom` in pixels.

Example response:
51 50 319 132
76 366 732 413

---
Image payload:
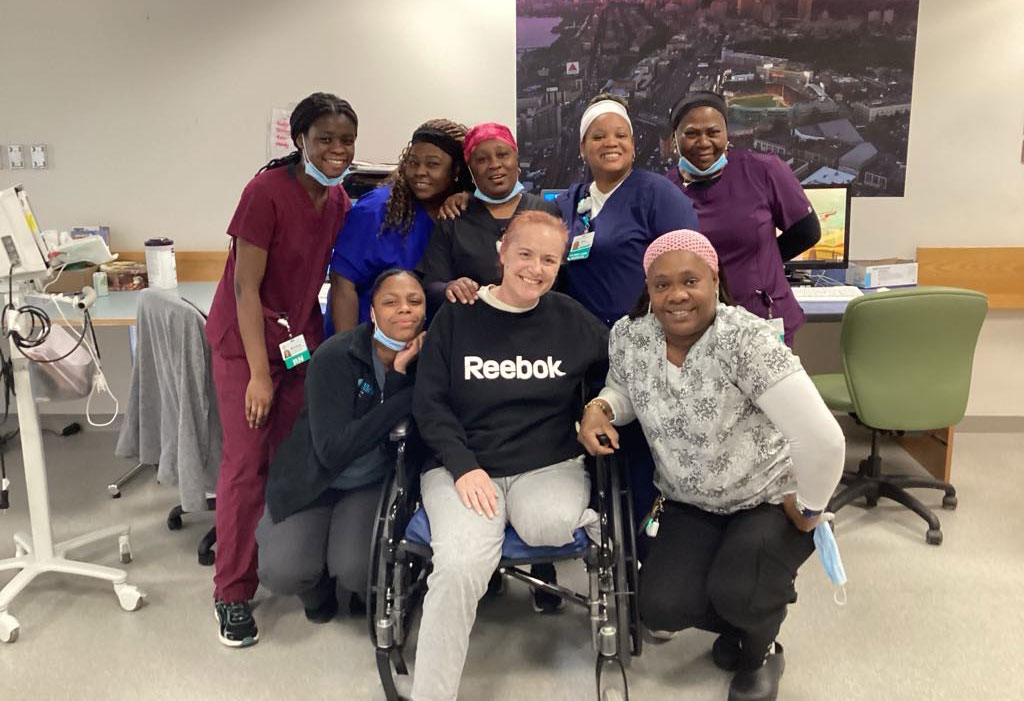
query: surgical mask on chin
813 519 848 605
371 317 407 352
475 180 525 205
677 153 728 178
300 136 347 187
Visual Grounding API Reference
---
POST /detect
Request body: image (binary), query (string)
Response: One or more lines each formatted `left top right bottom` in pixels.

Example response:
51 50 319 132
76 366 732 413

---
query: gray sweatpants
411 458 597 701
255 482 381 609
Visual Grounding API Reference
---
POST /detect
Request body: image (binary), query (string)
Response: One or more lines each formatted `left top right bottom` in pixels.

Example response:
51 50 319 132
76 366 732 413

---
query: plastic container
144 237 178 289
92 270 109 296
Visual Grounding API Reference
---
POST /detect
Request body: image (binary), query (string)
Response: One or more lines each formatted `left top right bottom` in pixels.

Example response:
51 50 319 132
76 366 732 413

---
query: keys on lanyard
643 495 665 538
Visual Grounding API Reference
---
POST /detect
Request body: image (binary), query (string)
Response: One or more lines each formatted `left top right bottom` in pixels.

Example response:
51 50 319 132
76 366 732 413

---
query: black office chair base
167 498 218 565
829 432 957 546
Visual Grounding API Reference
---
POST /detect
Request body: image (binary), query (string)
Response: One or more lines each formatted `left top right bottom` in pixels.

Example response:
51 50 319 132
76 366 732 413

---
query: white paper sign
269 108 293 160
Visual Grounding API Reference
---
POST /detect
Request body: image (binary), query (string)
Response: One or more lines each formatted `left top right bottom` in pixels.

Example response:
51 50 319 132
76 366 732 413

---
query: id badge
279 334 310 369
767 317 785 343
567 231 595 261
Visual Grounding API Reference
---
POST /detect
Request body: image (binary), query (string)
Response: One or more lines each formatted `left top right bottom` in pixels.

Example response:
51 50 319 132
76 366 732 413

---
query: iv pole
0 282 145 644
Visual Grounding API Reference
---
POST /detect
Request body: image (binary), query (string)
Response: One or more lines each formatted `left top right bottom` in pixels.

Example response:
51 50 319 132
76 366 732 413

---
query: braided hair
258 92 358 175
382 118 469 234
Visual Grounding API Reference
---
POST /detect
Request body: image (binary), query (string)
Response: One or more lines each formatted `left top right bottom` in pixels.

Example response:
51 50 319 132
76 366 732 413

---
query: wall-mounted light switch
8 145 25 169
31 144 48 169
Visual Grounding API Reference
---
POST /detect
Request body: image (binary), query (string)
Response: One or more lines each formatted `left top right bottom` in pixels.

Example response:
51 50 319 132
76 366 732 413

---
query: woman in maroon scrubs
665 91 820 345
204 92 357 647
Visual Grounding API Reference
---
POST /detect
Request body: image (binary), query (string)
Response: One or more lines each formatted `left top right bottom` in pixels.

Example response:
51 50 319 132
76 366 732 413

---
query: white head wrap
579 100 632 143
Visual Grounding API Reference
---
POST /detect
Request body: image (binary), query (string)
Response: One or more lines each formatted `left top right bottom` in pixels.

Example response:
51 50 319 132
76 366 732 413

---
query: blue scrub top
556 169 699 327
327 185 434 336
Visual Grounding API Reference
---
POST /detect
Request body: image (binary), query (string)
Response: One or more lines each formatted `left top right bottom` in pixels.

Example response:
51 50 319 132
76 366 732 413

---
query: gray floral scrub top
607 304 804 514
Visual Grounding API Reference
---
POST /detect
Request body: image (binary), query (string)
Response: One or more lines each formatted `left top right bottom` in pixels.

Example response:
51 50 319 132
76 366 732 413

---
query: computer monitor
541 188 566 202
784 184 852 270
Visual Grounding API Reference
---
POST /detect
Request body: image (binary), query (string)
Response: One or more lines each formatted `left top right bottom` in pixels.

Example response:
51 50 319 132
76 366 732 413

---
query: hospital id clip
276 316 310 369
567 231 594 261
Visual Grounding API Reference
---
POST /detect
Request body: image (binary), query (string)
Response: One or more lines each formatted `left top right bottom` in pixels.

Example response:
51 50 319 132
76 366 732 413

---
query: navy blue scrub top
556 168 699 327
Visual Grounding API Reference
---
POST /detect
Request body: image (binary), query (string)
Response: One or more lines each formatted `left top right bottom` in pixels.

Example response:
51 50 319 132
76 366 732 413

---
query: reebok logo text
464 355 566 380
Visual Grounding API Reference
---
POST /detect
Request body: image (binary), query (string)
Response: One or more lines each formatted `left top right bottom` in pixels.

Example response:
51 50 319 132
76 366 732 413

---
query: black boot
712 633 742 672
300 574 338 624
727 643 785 701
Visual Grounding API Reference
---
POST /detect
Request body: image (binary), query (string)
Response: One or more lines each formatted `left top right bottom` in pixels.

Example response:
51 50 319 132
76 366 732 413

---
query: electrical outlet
8 145 24 169
31 144 48 169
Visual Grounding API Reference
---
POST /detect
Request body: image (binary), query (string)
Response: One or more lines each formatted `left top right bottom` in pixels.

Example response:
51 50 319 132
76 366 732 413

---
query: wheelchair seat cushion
404 507 590 561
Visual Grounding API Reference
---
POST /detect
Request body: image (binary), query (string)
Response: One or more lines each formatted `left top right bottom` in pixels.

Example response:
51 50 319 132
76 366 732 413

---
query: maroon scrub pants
211 353 306 603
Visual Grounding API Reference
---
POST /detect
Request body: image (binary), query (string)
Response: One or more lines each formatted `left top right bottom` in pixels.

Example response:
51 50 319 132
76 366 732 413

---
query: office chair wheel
0 612 19 643
167 514 183 531
925 528 943 546
942 495 958 510
198 550 215 567
865 494 879 508
114 583 146 612
118 534 132 564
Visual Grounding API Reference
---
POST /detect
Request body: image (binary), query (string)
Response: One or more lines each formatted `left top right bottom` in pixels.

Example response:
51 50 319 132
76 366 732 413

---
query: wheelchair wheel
368 472 397 646
608 465 635 665
619 462 643 658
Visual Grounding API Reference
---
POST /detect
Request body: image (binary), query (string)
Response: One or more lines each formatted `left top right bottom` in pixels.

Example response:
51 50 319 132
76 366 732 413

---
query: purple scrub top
666 150 812 344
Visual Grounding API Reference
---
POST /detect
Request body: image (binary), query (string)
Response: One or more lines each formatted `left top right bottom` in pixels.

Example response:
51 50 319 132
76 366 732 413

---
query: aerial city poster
516 0 920 196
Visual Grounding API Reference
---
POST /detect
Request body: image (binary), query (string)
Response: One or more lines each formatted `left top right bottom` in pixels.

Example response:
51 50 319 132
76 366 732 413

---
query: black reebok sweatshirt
413 291 608 480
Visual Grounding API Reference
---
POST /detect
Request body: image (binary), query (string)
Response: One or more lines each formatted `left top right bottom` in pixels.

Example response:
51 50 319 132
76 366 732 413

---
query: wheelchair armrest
389 418 410 443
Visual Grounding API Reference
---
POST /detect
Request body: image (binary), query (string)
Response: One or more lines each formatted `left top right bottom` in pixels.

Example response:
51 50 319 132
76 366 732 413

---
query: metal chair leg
107 463 151 498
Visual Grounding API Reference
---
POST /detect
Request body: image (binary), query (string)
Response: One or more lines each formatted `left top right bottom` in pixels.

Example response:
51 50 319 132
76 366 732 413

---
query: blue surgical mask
814 521 848 605
372 325 407 352
474 180 525 205
677 153 728 178
300 136 347 187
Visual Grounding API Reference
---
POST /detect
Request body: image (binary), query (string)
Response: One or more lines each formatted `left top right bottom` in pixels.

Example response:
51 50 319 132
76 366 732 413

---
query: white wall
2 0 1022 254
0 0 517 251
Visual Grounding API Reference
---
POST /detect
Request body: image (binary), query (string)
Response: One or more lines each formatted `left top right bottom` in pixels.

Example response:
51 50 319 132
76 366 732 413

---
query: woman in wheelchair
410 210 609 700
256 270 426 622
579 230 845 701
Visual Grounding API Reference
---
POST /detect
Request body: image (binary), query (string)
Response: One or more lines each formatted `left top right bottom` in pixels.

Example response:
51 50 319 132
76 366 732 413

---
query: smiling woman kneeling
578 230 845 701
410 210 609 700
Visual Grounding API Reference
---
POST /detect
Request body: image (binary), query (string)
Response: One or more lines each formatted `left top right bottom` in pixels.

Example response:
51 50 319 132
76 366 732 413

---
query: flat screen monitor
784 184 852 270
541 188 565 202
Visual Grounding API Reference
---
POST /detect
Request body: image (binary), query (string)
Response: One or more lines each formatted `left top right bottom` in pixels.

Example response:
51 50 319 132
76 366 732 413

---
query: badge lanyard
757 289 786 343
276 314 310 369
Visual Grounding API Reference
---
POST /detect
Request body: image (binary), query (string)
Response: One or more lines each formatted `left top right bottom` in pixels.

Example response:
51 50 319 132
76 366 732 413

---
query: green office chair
812 287 988 545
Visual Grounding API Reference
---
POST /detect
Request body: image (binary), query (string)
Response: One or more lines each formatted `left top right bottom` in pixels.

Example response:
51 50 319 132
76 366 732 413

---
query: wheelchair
368 424 642 700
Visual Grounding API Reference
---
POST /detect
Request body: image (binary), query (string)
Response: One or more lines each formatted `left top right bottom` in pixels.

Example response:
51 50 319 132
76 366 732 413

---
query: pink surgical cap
643 230 719 274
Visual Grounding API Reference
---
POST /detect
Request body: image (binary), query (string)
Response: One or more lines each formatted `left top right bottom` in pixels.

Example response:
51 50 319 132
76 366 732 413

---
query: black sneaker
530 563 565 614
304 596 338 624
214 599 259 647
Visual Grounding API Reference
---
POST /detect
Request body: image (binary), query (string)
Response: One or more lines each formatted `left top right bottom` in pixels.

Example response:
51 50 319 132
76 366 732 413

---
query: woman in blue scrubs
556 94 700 327
327 119 469 335
556 94 701 534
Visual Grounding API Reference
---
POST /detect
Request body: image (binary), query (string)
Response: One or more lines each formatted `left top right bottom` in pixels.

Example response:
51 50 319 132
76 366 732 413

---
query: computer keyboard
791 285 864 302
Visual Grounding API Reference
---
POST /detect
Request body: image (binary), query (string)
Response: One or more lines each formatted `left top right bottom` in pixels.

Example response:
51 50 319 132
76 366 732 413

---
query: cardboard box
846 258 918 288
46 264 99 294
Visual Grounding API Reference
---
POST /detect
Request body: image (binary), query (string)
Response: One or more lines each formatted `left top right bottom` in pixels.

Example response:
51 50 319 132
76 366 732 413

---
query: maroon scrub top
666 150 812 342
206 165 351 362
